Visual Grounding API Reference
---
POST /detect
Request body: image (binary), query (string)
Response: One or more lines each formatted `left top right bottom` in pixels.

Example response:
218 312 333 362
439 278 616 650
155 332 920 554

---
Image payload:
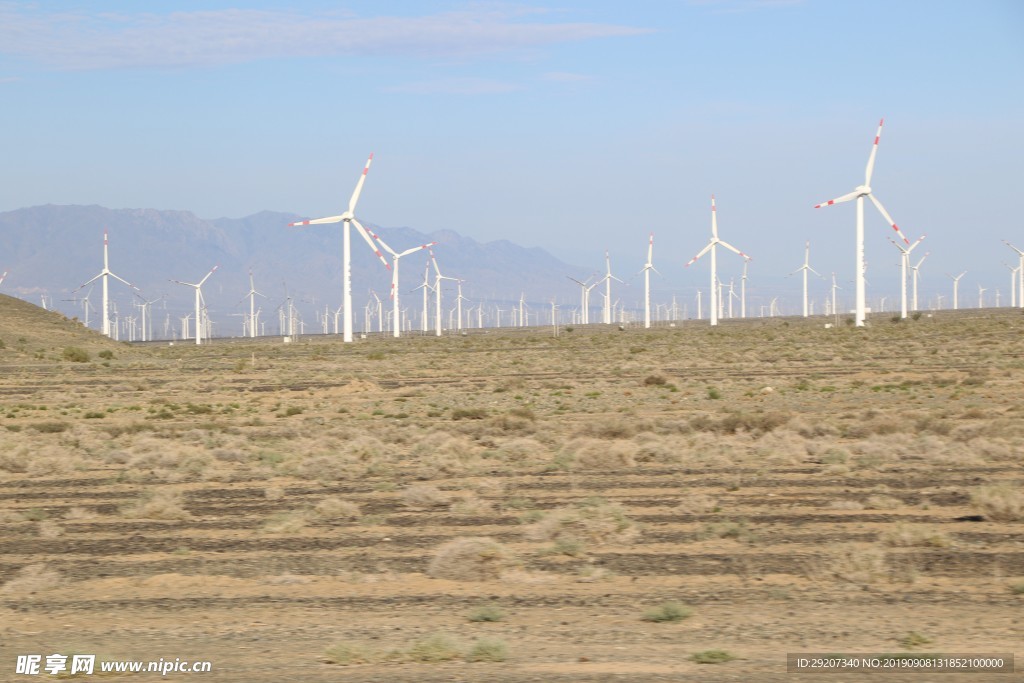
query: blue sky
2 0 1023 311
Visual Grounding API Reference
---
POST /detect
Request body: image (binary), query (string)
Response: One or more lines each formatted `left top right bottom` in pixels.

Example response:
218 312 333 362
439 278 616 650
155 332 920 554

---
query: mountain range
0 205 595 331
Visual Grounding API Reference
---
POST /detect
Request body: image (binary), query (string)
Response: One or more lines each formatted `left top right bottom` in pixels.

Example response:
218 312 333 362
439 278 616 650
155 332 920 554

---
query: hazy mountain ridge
0 205 591 324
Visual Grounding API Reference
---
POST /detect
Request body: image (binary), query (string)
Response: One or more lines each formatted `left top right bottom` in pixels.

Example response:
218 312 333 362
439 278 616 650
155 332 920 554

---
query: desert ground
0 294 1021 682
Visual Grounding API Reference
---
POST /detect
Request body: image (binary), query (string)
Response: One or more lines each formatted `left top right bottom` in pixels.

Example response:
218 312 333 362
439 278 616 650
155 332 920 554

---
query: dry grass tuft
971 485 1023 521
526 499 640 548
880 523 952 548
401 484 451 508
559 438 637 469
1 563 65 595
311 496 361 521
121 489 192 520
427 537 517 581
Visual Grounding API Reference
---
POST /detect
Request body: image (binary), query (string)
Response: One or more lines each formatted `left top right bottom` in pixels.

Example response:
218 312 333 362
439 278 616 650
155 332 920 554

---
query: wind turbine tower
640 233 658 329
947 271 966 310
814 119 910 326
685 196 749 326
1004 241 1024 308
73 230 136 338
790 240 823 317
288 154 391 343
172 266 218 345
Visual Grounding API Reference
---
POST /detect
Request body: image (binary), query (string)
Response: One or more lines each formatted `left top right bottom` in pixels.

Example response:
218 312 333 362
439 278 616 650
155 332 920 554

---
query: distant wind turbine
288 154 390 343
1004 240 1024 308
72 229 137 338
910 251 929 311
639 233 658 329
685 195 749 326
888 234 926 318
814 119 910 326
946 271 966 310
171 266 218 345
789 240 823 317
370 230 436 338
240 270 266 338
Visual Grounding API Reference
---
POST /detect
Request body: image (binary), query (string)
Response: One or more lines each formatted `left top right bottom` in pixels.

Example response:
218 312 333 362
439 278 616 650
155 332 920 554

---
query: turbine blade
865 118 883 186
647 232 654 264
289 215 343 226
717 240 749 259
814 190 860 208
397 241 437 258
198 265 219 287
710 195 718 239
868 194 910 244
367 228 397 257
685 243 713 267
348 153 374 214
351 218 391 270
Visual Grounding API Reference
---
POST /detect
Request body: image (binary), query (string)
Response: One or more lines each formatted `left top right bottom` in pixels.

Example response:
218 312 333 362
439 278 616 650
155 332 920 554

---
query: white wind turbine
910 251 929 311
740 258 751 319
367 229 436 338
567 276 593 324
72 229 137 338
171 266 218 345
241 270 266 338
789 240 823 317
946 271 966 310
978 283 987 309
685 195 749 326
1004 241 1024 308
1002 262 1020 308
830 272 842 319
639 233 658 329
413 263 433 333
0 271 7 288
888 234 926 318
814 119 911 326
603 251 623 324
429 250 458 336
288 154 390 343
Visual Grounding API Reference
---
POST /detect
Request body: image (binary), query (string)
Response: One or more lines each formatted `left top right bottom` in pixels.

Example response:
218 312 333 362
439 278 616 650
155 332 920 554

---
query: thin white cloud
689 0 805 12
382 77 523 95
0 5 651 70
541 71 595 83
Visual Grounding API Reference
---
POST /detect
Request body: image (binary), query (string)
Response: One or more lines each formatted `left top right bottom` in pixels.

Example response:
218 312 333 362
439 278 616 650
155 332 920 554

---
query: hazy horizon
1 1 1022 322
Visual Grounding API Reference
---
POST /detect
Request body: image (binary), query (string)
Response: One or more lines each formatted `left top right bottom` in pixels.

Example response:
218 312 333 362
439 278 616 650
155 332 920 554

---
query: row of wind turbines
8 119 1023 343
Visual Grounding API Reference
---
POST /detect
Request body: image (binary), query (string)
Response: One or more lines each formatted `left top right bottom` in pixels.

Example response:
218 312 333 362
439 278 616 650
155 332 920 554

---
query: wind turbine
240 270 266 338
171 266 217 345
0 271 7 288
910 251 929 311
814 119 910 326
888 235 926 318
413 263 434 334
946 271 966 310
639 233 658 329
740 258 751 319
685 195 749 326
598 250 618 325
1002 262 1020 308
72 229 137 338
830 272 842 320
1004 241 1024 308
978 284 987 309
429 250 458 336
368 230 436 338
789 240 823 317
288 154 390 343
567 276 593 324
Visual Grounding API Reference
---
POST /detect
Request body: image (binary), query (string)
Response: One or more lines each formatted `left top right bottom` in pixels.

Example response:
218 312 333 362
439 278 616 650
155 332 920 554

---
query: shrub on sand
427 537 517 581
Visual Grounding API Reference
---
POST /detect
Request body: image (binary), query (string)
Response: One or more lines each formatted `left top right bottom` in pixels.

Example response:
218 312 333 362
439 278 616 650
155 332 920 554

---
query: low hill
0 294 129 363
